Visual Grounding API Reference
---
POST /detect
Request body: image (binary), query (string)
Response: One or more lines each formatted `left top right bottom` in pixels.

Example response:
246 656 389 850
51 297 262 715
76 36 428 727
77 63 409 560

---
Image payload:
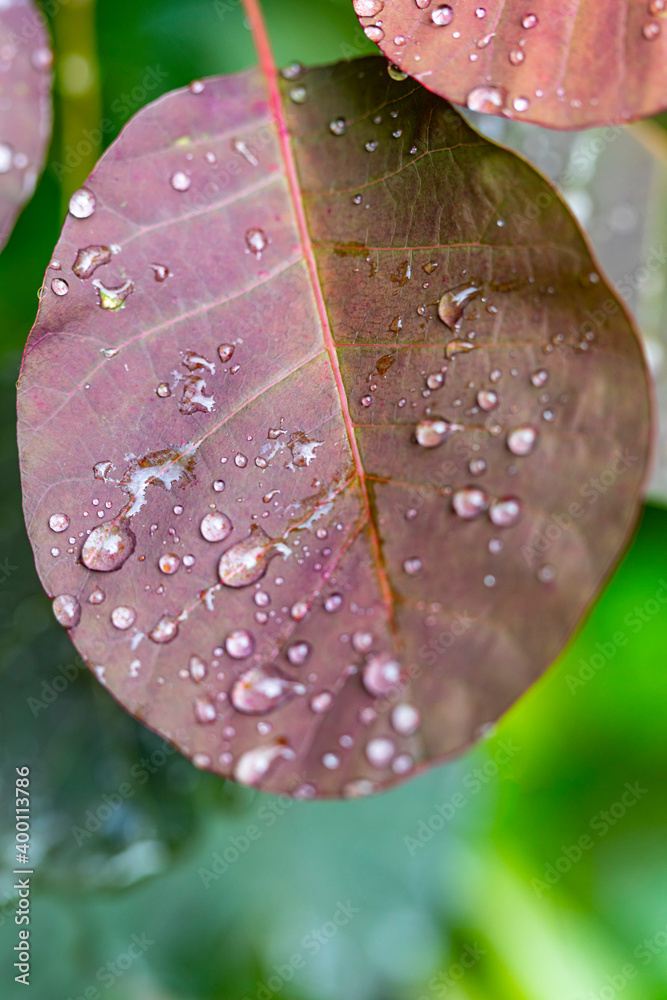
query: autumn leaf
0 0 52 250
17 48 651 797
352 0 667 130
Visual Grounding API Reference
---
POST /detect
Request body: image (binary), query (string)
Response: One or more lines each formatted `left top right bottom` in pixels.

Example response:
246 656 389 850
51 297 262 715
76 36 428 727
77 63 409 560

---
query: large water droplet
364 25 385 41
158 552 180 574
353 0 384 13
225 629 255 659
72 245 111 280
200 511 233 543
415 417 463 448
81 521 136 572
507 425 538 456
218 527 273 588
452 487 489 519
69 187 96 218
231 667 301 713
51 278 69 296
53 594 81 628
234 741 295 785
149 616 179 643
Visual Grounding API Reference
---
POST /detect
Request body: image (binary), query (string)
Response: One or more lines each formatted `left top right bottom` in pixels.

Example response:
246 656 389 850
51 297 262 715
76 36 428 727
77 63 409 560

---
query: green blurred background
1 1 666 998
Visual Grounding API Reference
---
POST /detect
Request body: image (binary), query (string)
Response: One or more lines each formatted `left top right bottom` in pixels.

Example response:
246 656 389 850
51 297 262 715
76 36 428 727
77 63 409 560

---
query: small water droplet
512 95 531 112
365 140 379 153
72 244 111 279
466 85 505 113
507 425 538 456
324 593 343 612
246 228 267 256
231 667 298 713
225 629 255 659
218 343 235 363
310 691 333 713
234 741 295 785
88 587 105 604
158 552 180 574
391 703 420 735
438 282 481 327
522 13 538 28
452 487 489 519
150 263 169 281
287 641 311 665
364 25 385 41
531 369 548 387
415 417 463 448
475 6 486 16
353 0 384 12
51 278 69 296
92 278 134 310
469 458 486 475
642 19 661 39
281 62 303 80
329 117 347 136
509 47 525 65
362 652 402 696
149 616 179 643
322 752 340 770
426 372 445 390
489 496 522 526
537 564 556 583
53 594 81 628
484 574 496 588
200 511 233 543
49 513 69 533
218 527 273 588
156 382 171 398
431 4 453 25
403 557 422 575
189 655 207 682
194 695 217 724
477 389 498 411
111 605 136 630
69 187 96 218
291 601 309 621
289 85 307 103
388 63 408 81
81 521 135 572
366 737 395 768
170 170 191 191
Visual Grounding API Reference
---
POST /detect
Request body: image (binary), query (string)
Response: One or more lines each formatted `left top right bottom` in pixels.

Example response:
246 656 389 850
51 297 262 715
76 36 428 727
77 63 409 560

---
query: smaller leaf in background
0 0 52 251
352 0 667 130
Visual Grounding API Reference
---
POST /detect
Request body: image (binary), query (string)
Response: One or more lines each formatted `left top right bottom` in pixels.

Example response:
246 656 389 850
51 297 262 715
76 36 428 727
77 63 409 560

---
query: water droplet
362 652 402 697
415 417 463 448
200 511 233 543
388 63 408 81
513 95 530 112
364 25 385 41
360 395 373 407
531 369 548 387
466 85 505 113
507 425 538 456
324 593 343 613
189 79 204 94
234 453 248 468
92 278 134 310
484 574 496 587
522 12 538 27
366 737 395 768
477 389 498 411
194 695 217 724
475 6 486 16
642 19 661 39
88 587 105 604
438 282 481 327
189 655 207 682
403 557 422 575
353 0 384 13
365 140 378 153
69 187 96 218
72 244 111 279
158 552 180 575
111 605 136 630
310 691 333 713
452 487 489 519
322 752 340 770
218 343 235 363
156 382 171 398
352 630 374 654
489 537 503 554
49 513 69 533
287 641 311 665
81 521 135 572
537 564 556 583
392 703 420 735
170 170 191 191
509 47 525 65
431 4 453 25
234 741 295 785
291 601 309 621
489 496 522 526
415 0 431 7
281 62 303 80
225 629 255 659
446 340 477 359
53 594 81 628
231 667 299 713
329 118 346 135
289 85 307 103
469 458 486 476
149 616 179 643
218 527 273 588
246 228 267 255
426 372 445 390
51 278 68 296
649 0 666 12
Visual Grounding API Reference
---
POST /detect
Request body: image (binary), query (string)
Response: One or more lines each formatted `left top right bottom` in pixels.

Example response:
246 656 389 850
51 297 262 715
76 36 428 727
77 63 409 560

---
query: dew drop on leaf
415 417 463 447
366 737 395 768
466 85 506 113
49 513 69 532
362 652 402 696
234 742 295 785
200 511 233 543
68 187 96 218
489 496 522 527
431 5 453 25
218 343 235 363
218 527 273 588
391 703 420 735
452 487 489 519
225 629 255 659
507 425 538 456
110 606 136 630
170 171 191 191
72 245 111 280
231 668 300 713
81 521 136 572
52 594 81 628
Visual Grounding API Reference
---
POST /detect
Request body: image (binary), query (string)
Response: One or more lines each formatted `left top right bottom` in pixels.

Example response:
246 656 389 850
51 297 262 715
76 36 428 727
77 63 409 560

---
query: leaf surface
17 56 651 797
352 0 667 130
0 0 51 249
